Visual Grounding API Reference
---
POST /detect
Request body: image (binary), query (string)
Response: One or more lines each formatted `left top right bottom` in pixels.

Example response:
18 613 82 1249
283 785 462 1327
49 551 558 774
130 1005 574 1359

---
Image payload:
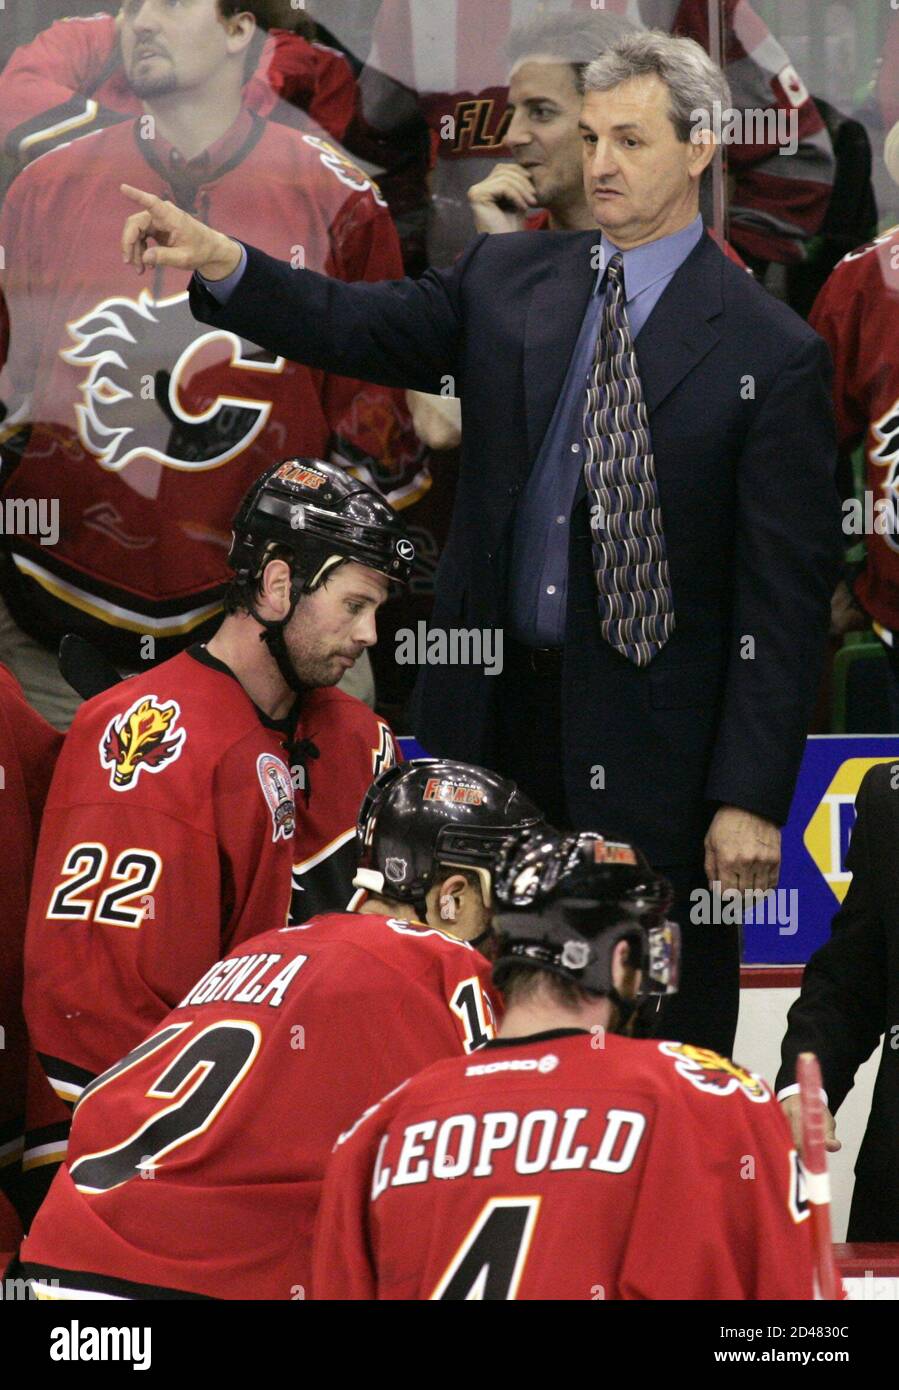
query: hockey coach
119 30 841 1056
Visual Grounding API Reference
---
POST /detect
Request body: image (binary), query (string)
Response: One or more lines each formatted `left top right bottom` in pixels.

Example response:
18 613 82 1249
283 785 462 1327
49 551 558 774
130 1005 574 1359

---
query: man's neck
206 617 294 721
498 996 613 1040
357 896 423 923
144 86 243 163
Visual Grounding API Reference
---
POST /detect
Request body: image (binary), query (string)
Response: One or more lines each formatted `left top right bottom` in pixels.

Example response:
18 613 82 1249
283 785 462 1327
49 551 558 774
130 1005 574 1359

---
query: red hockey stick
797 1052 841 1300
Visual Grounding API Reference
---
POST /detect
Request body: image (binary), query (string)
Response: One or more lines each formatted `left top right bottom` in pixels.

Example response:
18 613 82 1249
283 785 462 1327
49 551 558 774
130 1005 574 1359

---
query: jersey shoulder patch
658 1041 770 1103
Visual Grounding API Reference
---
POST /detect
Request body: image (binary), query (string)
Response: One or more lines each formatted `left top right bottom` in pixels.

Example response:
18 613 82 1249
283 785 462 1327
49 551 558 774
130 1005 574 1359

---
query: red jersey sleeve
313 1085 406 1300
0 16 126 164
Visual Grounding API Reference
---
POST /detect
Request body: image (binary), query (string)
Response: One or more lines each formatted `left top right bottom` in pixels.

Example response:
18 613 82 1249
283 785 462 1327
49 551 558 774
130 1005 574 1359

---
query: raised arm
120 185 469 396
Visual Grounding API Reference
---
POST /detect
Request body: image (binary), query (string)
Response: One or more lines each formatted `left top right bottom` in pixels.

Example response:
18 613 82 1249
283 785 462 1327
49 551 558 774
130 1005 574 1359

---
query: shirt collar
593 213 704 300
140 107 258 185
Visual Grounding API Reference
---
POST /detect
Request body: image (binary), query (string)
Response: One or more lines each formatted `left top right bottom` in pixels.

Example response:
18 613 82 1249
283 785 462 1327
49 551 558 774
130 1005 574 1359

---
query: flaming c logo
99 694 187 791
659 1042 769 1103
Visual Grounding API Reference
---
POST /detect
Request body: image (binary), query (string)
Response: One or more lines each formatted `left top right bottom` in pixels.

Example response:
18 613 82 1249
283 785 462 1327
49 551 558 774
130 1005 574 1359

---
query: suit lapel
522 230 726 465
522 231 597 465
634 233 724 414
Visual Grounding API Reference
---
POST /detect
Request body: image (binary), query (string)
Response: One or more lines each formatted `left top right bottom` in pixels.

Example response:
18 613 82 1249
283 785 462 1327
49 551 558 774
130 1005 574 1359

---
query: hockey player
22 457 410 1190
0 666 62 1254
314 829 816 1300
18 759 545 1300
0 0 426 725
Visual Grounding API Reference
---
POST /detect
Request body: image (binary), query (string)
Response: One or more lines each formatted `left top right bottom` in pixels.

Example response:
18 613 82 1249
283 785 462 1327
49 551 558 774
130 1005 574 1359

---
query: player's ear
258 557 294 619
436 873 468 924
611 938 641 1000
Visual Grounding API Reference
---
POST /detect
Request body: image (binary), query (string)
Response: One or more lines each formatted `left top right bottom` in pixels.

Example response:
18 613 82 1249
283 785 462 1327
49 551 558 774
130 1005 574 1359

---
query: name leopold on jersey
370 1088 647 1197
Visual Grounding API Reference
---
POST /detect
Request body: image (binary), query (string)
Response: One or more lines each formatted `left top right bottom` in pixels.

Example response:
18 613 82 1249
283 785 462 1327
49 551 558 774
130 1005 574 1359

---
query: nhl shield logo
99 694 187 791
385 857 407 884
257 753 296 843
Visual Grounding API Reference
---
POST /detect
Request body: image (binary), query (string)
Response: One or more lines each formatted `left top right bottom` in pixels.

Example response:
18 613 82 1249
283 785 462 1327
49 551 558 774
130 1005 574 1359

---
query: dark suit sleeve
704 334 841 823
775 766 888 1112
188 237 487 396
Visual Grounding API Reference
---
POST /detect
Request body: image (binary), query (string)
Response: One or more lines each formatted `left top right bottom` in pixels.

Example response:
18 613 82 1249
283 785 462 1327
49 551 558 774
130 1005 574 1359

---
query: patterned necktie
582 253 675 667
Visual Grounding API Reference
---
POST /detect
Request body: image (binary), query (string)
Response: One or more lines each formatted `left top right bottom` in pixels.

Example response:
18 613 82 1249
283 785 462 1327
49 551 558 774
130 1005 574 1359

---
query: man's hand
120 184 242 280
467 163 539 235
704 806 781 893
781 1093 841 1153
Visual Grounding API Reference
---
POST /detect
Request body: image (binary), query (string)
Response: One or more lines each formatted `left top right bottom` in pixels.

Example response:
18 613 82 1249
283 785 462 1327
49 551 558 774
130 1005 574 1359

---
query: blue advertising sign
742 736 899 964
399 734 899 965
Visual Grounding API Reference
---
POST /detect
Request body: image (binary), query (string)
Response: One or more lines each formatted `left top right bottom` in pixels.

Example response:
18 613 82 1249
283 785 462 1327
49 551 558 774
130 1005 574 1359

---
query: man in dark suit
778 762 899 1241
118 30 840 1055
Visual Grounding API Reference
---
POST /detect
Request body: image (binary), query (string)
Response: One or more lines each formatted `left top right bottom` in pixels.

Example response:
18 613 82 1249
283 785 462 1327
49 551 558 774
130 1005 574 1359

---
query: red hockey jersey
24 645 398 1110
363 0 832 267
0 665 62 1252
0 14 357 163
0 107 427 664
313 1030 816 1300
808 227 899 634
20 912 499 1300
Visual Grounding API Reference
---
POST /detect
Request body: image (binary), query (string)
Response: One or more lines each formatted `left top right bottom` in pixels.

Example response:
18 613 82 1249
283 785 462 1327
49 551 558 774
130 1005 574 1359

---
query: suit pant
492 643 740 1057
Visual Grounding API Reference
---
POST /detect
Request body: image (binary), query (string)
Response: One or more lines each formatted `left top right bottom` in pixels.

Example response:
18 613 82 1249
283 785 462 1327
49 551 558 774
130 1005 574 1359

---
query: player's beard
283 629 358 691
128 70 180 98
125 50 179 99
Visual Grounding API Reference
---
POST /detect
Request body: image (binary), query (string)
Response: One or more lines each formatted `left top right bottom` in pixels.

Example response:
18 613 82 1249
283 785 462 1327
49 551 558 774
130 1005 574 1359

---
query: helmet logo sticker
385 857 407 883
560 940 590 971
99 694 186 791
593 839 637 865
275 461 327 489
396 538 415 561
256 753 296 843
423 776 485 806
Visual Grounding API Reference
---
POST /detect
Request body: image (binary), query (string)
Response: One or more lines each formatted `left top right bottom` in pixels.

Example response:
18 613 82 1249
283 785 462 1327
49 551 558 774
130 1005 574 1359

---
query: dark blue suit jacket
190 228 841 865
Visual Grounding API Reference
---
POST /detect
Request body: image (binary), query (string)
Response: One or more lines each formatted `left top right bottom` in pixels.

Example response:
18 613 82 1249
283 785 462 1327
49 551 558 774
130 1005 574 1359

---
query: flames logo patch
659 1042 769 1103
99 694 187 791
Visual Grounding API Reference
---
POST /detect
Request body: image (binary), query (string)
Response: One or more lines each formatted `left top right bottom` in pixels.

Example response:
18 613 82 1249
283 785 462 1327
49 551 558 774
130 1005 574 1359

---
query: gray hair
583 30 731 142
506 10 638 95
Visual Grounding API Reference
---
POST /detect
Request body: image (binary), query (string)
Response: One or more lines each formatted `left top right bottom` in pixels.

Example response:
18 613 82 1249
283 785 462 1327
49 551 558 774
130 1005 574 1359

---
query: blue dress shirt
508 215 704 647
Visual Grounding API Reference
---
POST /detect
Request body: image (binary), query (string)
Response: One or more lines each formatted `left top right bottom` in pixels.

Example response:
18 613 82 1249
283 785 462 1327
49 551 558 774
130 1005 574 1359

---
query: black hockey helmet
229 456 415 593
353 759 548 911
227 458 415 692
492 829 679 1003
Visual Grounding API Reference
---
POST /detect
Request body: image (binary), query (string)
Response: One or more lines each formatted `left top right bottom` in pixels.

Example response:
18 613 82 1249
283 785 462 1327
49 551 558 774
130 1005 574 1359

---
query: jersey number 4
431 1197 542 1300
47 842 162 928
